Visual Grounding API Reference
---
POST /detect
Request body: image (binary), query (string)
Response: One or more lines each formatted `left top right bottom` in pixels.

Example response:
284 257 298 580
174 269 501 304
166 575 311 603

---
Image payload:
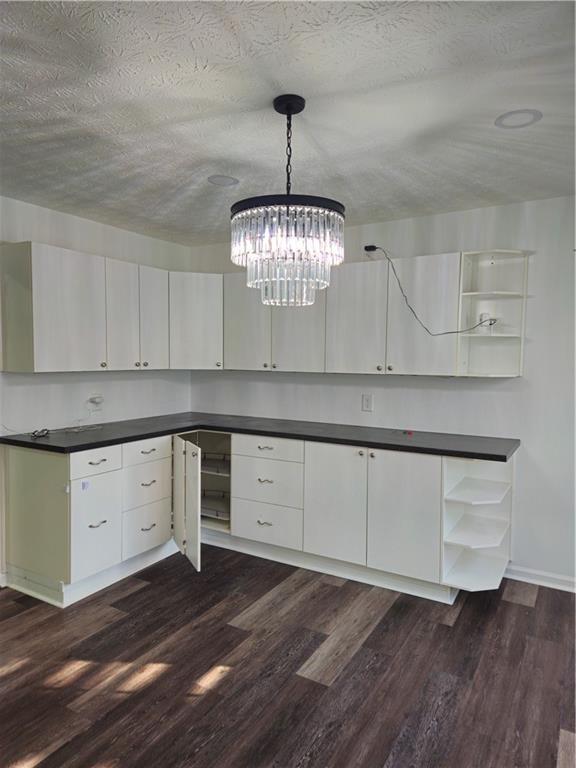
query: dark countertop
0 411 520 462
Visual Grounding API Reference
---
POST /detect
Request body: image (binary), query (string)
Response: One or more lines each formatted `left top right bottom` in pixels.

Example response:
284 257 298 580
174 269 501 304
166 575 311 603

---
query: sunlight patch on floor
189 664 231 696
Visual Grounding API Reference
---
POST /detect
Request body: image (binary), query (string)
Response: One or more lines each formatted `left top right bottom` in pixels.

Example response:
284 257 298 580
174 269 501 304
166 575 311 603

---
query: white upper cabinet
326 260 389 374
139 265 169 369
367 449 441 583
303 441 368 565
386 252 461 376
106 259 140 370
1 242 107 372
271 291 326 372
224 272 271 371
170 272 223 370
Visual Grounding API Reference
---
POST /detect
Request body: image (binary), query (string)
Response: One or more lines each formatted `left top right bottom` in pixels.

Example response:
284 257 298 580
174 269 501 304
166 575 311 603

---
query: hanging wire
364 245 497 336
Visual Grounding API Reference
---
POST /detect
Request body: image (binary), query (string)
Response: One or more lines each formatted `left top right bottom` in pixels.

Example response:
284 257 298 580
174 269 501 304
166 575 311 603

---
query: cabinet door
224 273 271 371
32 244 107 372
303 441 367 565
386 252 460 375
172 436 201 571
139 265 169 369
106 259 140 371
169 272 223 369
271 291 326 372
70 470 122 582
367 450 441 582
326 261 388 374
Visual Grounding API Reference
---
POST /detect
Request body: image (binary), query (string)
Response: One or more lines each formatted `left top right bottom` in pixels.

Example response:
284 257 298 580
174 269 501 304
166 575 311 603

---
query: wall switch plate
361 393 374 413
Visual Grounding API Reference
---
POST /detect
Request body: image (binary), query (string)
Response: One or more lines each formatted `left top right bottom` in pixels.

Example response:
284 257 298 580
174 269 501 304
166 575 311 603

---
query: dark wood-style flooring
0 546 574 768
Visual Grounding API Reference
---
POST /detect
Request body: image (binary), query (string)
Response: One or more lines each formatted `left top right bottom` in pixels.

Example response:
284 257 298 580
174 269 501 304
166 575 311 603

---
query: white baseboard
0 571 7 588
505 564 576 593
202 528 459 605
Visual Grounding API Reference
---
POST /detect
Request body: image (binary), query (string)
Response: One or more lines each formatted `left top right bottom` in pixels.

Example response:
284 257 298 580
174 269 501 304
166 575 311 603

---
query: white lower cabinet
231 498 303 550
122 457 172 510
122 499 172 560
367 450 441 583
70 470 122 582
303 441 368 566
231 454 303 509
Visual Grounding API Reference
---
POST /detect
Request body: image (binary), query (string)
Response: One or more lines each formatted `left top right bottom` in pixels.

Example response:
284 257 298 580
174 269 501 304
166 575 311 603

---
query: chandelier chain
285 114 292 195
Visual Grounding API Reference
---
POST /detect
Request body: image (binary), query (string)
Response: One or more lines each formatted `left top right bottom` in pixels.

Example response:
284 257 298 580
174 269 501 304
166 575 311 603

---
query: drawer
122 436 172 467
231 455 303 509
122 499 172 560
231 498 303 551
70 470 122 582
122 457 172 511
70 445 122 480
232 434 304 463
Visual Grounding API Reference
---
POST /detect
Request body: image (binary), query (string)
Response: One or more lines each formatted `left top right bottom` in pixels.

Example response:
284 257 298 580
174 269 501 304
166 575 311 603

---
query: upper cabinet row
0 242 527 376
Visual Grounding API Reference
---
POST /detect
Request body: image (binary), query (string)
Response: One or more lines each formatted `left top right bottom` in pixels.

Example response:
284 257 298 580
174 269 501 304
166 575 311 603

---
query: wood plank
503 578 539 607
557 730 576 768
297 586 398 686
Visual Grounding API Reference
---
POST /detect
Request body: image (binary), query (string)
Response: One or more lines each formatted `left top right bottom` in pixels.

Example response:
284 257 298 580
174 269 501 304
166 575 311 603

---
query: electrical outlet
361 393 374 413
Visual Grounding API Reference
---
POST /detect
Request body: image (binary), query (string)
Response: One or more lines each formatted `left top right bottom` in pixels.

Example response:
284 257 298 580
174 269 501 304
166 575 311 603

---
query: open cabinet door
172 435 201 571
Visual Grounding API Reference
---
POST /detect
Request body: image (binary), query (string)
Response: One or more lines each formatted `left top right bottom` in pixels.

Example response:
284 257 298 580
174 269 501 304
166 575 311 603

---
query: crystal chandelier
231 95 345 307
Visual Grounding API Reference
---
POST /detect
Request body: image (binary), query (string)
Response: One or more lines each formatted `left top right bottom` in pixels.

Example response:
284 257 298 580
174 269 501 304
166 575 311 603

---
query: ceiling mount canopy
230 94 345 307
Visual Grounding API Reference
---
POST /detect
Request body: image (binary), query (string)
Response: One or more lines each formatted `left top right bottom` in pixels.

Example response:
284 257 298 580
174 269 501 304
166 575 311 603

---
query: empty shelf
201 457 231 477
443 551 508 591
444 514 509 549
202 517 230 533
445 478 511 506
201 496 230 521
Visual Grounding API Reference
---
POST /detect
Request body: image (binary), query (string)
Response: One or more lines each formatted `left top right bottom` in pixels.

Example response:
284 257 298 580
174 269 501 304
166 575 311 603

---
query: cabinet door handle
141 523 157 532
376 364 383 371
263 363 269 368
135 361 141 367
140 448 156 455
216 362 222 367
358 450 364 456
88 458 107 466
100 362 107 368
141 479 157 487
257 520 273 526
257 478 274 484
387 365 393 371
257 445 274 451
272 363 277 369
369 452 376 458
191 451 198 458
143 361 149 367
88 519 107 529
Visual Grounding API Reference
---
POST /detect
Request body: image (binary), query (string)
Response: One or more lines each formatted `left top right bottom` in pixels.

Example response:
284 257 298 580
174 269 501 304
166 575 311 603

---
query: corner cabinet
1 242 107 372
169 272 223 370
224 273 272 370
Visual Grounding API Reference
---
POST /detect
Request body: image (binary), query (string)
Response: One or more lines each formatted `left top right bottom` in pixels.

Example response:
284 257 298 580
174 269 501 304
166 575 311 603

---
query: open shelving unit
457 250 529 377
442 456 513 591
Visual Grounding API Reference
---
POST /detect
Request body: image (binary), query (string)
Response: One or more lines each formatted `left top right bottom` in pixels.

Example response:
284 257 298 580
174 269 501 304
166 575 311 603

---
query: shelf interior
444 513 509 549
443 550 508 591
445 477 511 506
201 455 231 477
201 517 230 533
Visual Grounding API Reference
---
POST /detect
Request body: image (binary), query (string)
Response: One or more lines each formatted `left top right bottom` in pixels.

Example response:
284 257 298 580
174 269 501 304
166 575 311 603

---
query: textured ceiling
0 1 574 244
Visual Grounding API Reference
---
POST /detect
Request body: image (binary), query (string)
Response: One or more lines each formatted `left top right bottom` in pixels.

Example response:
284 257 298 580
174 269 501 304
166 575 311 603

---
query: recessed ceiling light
494 109 543 129
208 175 239 187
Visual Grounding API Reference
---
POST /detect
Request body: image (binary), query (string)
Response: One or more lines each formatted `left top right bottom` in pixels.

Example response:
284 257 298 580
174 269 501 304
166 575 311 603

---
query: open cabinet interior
195 431 231 533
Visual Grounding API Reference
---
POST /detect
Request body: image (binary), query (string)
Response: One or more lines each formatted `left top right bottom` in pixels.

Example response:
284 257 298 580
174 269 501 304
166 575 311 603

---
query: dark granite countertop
0 411 520 462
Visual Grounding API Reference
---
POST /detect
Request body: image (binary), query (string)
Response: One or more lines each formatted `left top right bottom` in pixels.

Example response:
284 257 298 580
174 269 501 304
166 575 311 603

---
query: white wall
0 196 193 431
187 196 575 585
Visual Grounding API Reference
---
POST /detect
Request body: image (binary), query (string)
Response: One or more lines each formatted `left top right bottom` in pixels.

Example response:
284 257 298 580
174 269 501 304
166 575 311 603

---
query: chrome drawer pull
88 458 107 466
257 520 273 527
140 448 156 455
88 519 107 529
141 523 157 532
257 445 274 450
257 478 274 484
141 479 157 487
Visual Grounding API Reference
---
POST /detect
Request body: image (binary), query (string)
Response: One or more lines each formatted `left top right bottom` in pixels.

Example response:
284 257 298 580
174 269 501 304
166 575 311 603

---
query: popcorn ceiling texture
0 1 573 244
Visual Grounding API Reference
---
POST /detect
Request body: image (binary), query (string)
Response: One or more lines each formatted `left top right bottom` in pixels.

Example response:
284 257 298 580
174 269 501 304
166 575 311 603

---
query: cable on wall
364 245 497 336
